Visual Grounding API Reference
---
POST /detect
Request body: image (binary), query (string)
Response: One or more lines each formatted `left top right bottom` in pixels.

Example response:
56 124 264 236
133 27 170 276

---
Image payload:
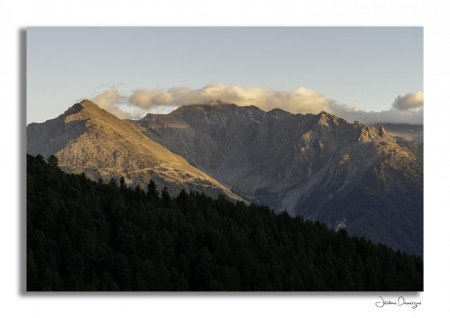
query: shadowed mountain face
134 103 423 255
26 100 241 200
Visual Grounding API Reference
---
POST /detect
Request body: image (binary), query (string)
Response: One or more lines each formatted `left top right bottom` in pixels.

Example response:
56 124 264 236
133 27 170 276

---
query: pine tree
147 180 159 201
161 186 171 207
119 177 126 191
47 154 58 167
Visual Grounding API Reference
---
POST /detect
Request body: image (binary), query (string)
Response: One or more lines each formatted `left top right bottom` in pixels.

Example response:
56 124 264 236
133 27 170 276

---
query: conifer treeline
27 154 423 291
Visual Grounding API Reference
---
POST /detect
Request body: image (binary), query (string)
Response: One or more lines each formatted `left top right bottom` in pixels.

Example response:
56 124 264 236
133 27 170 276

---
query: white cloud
392 91 423 111
91 85 424 124
91 88 143 119
129 89 174 109
92 88 128 118
128 84 332 115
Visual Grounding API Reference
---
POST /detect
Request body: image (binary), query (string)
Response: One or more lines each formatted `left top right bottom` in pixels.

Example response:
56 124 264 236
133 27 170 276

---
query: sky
27 27 423 124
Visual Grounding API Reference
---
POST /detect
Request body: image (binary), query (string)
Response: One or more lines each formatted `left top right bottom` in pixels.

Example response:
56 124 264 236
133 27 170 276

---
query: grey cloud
332 107 423 125
392 91 423 111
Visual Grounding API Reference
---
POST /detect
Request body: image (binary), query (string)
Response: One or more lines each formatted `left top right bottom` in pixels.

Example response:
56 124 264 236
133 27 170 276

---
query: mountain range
27 100 240 200
27 100 423 255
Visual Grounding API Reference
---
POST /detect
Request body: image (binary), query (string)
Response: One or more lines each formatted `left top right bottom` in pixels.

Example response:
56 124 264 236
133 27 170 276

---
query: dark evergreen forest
27 154 423 291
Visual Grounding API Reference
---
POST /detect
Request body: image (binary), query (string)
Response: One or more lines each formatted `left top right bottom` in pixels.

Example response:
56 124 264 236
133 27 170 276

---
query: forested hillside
27 154 423 291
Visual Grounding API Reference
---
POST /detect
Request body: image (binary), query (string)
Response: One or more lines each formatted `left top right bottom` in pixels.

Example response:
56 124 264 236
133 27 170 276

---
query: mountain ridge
27 100 241 200
134 103 423 255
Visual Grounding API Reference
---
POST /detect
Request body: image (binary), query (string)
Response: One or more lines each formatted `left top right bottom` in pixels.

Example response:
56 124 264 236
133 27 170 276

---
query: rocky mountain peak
27 99 242 201
316 110 342 127
62 99 111 123
65 99 101 113
378 125 387 138
356 123 393 143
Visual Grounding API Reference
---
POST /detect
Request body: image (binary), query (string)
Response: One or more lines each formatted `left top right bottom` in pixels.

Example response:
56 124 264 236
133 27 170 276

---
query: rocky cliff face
134 103 423 255
27 100 241 200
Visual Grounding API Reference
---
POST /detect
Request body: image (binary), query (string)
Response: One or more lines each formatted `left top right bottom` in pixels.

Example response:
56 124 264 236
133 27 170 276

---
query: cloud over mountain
92 89 128 119
91 85 423 124
128 85 332 115
92 88 144 119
